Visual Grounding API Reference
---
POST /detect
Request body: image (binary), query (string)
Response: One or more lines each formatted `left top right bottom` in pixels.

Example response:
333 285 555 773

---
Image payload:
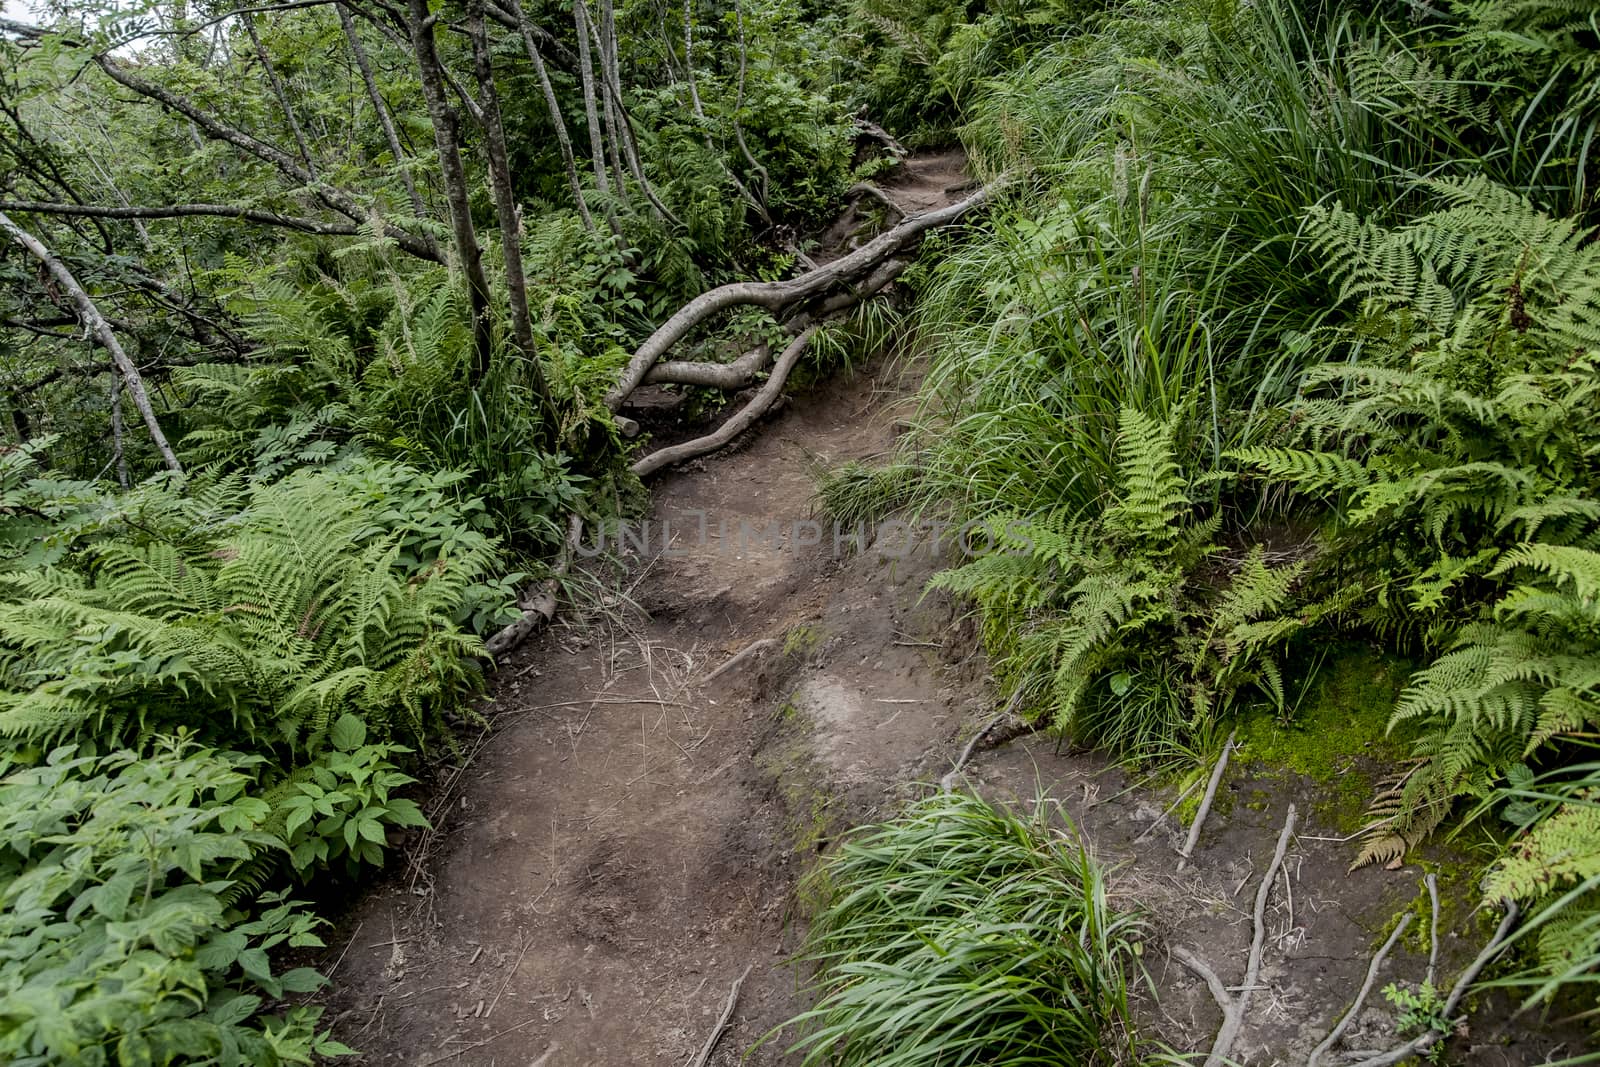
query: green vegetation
815 0 1600 1044
5 0 1600 1057
777 789 1149 1066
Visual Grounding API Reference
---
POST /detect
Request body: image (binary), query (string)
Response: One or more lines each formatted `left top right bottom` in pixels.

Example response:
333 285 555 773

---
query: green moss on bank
1235 646 1413 831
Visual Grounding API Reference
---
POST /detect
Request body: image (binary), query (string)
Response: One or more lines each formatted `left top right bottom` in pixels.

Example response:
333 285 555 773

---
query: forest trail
321 154 1557 1067
321 154 983 1066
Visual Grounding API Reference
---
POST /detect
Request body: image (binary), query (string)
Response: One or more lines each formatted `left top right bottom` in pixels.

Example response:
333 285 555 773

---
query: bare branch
0 199 368 238
0 209 183 474
90 55 440 261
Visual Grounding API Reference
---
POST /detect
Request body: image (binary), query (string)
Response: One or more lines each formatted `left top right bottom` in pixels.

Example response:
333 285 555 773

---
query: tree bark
571 0 612 201
406 0 496 381
505 0 595 234
0 209 183 474
110 375 129 488
604 183 997 409
467 0 557 434
338 1 427 219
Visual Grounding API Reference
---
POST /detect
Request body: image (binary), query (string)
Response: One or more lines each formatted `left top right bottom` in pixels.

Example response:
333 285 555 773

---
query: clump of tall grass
777 790 1148 1067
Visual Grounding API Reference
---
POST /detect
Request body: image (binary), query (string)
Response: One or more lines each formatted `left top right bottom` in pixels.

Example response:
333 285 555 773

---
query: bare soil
319 154 1576 1067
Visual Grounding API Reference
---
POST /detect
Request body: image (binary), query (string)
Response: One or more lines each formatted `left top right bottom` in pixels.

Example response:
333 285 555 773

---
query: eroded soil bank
320 158 1571 1067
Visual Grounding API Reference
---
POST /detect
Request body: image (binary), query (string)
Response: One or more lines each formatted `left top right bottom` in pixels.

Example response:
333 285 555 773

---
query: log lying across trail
603 181 999 414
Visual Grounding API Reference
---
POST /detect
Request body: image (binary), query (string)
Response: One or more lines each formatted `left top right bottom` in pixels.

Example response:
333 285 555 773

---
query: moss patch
1235 645 1413 831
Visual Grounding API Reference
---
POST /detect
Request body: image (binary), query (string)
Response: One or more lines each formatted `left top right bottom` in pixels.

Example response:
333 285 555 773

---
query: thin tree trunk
682 0 768 224
245 16 318 179
731 0 770 211
505 0 595 233
110 375 129 488
0 209 183 474
467 0 557 436
338 1 427 219
406 0 496 381
572 0 612 199
581 0 682 227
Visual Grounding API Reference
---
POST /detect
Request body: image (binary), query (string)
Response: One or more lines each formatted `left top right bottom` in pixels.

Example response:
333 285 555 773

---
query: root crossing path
322 153 984 1065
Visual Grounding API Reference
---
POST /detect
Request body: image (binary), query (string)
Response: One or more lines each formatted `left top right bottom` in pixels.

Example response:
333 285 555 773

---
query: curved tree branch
602 183 995 411
91 54 440 262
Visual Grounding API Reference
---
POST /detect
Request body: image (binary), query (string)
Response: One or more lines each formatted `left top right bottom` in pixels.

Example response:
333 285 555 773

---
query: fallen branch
604 184 998 411
1171 804 1298 1067
1341 904 1520 1067
1307 912 1413 1067
631 328 816 478
1177 730 1236 872
854 115 908 160
687 964 754 1067
484 512 582 660
940 689 1027 793
701 638 778 685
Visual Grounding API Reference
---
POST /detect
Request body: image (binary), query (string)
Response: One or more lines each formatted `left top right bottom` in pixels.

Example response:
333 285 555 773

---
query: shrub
0 740 352 1066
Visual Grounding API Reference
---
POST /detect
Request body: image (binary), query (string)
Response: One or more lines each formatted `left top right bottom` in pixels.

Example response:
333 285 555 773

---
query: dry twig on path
1177 730 1236 871
1170 804 1298 1067
687 964 754 1067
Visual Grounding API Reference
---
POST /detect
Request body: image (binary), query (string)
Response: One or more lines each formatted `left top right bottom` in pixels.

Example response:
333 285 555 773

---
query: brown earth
318 154 1577 1067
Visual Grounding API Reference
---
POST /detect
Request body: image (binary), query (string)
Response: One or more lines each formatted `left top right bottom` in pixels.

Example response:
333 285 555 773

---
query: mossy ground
1234 644 1414 832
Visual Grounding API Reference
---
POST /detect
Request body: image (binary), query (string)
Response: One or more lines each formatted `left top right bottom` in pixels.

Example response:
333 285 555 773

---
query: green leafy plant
0 739 352 1066
272 714 429 876
0 461 496 754
930 408 1312 761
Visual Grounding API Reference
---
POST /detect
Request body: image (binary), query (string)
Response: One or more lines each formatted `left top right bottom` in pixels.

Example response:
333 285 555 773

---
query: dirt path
321 153 1565 1067
322 157 979 1066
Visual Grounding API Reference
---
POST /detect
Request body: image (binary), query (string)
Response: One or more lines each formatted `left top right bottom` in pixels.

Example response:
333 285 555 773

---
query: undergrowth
775 789 1150 1067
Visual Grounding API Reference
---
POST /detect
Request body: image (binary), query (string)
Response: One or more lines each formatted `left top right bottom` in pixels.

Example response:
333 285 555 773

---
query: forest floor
320 155 1570 1067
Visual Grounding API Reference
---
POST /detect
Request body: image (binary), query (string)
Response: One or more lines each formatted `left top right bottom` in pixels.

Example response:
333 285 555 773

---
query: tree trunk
338 1 427 220
467 0 558 437
245 16 318 179
572 0 612 201
406 0 496 381
0 209 183 474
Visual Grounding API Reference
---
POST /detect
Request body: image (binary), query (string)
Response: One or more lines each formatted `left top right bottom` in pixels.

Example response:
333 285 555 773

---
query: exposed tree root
940 690 1028 792
484 513 583 660
1340 904 1520 1067
603 183 998 411
1177 730 1236 872
631 328 817 478
844 182 905 223
1307 912 1413 1067
687 964 754 1067
700 638 779 685
645 342 774 389
1170 804 1298 1067
854 115 908 160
